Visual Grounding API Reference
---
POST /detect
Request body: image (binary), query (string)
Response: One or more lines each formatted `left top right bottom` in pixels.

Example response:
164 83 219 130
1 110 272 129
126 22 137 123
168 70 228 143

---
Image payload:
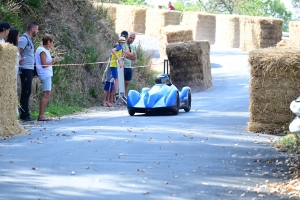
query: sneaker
20 117 35 122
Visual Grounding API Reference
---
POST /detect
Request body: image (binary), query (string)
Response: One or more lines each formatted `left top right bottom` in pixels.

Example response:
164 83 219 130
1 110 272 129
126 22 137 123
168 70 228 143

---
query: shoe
37 115 52 121
20 117 34 122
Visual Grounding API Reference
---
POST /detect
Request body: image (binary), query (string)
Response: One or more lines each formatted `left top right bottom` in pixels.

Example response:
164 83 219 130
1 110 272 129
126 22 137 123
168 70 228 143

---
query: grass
274 133 300 153
30 103 84 119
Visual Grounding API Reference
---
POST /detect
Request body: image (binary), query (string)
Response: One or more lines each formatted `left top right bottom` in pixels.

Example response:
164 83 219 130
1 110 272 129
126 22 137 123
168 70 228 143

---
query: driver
155 74 169 84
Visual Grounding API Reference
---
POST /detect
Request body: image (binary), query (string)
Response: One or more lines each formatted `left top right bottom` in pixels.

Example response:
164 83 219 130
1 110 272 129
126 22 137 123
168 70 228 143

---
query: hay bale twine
145 9 181 38
166 41 212 91
289 21 300 46
215 14 240 48
182 11 216 44
248 47 300 134
115 5 147 33
0 43 27 137
159 25 193 60
240 16 283 52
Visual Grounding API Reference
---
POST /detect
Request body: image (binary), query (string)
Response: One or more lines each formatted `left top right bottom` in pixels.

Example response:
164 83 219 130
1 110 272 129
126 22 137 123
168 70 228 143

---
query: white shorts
42 76 52 91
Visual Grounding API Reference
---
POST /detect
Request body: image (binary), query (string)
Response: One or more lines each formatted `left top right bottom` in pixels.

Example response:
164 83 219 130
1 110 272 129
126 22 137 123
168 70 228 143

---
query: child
110 36 126 98
102 66 114 107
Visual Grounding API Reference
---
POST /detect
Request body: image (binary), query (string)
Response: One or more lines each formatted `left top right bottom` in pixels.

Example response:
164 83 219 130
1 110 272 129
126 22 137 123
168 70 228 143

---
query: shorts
104 81 114 92
41 76 52 91
110 67 118 78
124 68 132 81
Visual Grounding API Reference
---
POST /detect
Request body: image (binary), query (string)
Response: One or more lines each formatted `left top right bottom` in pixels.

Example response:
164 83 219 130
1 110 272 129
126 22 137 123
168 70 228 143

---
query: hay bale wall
240 16 283 52
145 9 182 38
248 47 300 134
215 14 240 48
0 43 26 137
289 21 300 46
93 3 119 27
159 25 193 60
182 12 216 44
115 5 147 33
166 41 212 91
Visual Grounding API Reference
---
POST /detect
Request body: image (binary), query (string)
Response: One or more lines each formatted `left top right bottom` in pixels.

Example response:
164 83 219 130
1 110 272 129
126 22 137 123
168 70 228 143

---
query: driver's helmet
155 74 169 84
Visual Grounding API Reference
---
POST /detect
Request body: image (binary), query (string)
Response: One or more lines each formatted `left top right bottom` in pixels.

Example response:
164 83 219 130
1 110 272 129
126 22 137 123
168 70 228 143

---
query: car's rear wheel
172 94 180 115
184 91 191 112
129 111 135 116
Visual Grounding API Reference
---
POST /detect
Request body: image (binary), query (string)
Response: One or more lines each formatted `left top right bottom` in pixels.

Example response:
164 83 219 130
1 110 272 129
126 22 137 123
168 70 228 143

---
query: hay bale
166 41 212 91
159 25 193 60
182 12 216 44
145 9 182 38
215 14 240 48
115 5 147 33
289 21 300 46
248 47 300 134
0 43 27 137
240 16 283 52
276 39 300 48
93 3 123 28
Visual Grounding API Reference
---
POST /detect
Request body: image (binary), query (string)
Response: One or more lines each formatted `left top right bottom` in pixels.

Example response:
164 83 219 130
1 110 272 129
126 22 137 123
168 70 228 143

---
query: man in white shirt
0 22 11 43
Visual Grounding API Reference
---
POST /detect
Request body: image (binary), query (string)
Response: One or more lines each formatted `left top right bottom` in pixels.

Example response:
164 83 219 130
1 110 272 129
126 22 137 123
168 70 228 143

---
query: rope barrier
48 59 164 68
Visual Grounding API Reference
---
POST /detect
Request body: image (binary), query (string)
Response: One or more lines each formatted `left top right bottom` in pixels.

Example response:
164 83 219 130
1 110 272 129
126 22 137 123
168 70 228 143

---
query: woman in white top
35 34 59 121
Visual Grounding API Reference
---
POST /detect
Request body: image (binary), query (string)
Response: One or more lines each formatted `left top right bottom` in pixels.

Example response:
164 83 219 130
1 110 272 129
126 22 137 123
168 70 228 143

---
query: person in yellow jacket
110 36 126 98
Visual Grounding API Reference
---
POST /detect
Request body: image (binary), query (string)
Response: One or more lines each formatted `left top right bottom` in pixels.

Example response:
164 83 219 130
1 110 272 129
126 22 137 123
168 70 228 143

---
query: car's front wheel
172 94 180 115
184 91 191 112
129 110 135 116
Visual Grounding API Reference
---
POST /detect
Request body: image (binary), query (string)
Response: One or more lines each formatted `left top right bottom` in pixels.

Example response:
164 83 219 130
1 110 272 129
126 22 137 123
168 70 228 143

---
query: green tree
174 0 200 12
120 0 146 6
236 0 292 31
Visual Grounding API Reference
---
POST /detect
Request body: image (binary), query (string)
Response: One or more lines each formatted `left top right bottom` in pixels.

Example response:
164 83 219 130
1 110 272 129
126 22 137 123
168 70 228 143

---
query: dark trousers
19 69 34 119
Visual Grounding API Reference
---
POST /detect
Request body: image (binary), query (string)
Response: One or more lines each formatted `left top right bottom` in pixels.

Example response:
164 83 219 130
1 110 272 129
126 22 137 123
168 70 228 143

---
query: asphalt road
0 45 290 200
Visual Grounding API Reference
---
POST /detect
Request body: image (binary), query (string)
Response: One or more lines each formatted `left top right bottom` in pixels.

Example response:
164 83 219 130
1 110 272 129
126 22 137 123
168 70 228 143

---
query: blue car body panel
127 83 191 115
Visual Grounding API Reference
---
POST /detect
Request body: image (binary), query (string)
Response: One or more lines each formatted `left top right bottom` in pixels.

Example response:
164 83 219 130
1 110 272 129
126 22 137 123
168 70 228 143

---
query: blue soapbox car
127 60 191 116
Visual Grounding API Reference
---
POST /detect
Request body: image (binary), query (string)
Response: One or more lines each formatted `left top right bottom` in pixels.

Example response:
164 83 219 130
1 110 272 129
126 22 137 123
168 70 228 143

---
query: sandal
37 115 52 121
102 103 109 107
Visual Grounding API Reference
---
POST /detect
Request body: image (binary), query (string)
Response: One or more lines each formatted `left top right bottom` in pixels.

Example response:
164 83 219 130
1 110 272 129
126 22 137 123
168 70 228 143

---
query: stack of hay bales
145 9 181 38
159 25 193 60
289 21 300 46
166 41 212 91
115 5 147 34
0 43 26 137
93 3 147 33
240 16 283 52
182 12 216 44
215 14 240 48
248 47 300 134
93 3 120 26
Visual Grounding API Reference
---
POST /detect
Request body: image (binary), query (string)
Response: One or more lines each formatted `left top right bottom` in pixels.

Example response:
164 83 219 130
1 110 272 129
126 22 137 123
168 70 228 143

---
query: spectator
35 34 60 121
0 22 10 43
18 22 39 122
102 66 114 107
7 28 25 75
123 32 137 96
110 36 126 99
167 1 175 10
158 5 162 9
121 30 128 39
6 28 25 116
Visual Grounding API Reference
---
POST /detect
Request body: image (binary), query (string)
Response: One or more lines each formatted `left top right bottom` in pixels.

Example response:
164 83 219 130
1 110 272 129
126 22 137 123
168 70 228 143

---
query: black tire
129 111 135 116
172 94 180 115
184 91 191 112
